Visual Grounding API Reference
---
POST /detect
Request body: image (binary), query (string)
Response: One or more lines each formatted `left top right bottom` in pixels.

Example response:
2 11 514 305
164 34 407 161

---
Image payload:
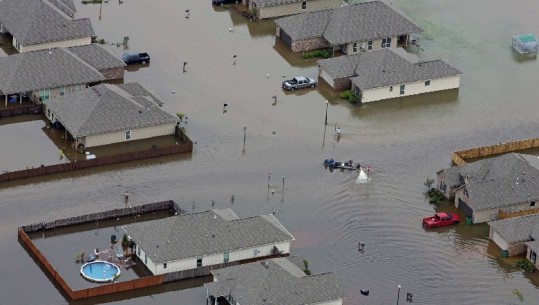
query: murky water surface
1 0 539 304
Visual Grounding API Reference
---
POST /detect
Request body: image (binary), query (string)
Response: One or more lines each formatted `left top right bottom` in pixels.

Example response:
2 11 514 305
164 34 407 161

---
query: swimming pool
80 261 121 283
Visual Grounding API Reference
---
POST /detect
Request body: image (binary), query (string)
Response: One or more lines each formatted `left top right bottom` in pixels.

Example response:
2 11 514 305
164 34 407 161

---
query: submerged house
275 1 421 53
318 48 461 102
44 83 179 148
0 0 94 53
0 44 125 106
488 214 539 257
246 0 341 19
205 256 344 305
123 209 294 276
437 153 539 224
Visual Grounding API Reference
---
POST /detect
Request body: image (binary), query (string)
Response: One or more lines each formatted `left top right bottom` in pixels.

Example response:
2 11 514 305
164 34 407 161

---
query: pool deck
85 246 136 270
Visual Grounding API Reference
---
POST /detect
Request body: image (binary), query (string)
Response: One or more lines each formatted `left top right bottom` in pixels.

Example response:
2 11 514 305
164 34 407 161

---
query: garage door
280 29 292 47
458 198 473 217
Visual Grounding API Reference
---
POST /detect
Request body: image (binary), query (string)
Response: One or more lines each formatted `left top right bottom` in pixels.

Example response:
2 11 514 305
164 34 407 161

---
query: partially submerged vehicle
422 212 459 229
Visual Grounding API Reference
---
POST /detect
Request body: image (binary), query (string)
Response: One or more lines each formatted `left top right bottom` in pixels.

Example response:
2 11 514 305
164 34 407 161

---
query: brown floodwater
1 0 539 304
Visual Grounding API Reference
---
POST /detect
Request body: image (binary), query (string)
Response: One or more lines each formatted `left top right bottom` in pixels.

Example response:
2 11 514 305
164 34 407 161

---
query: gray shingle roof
68 44 126 70
255 0 302 7
122 209 295 263
275 1 421 44
45 83 179 137
488 214 539 243
318 48 461 88
440 153 539 211
0 0 94 45
0 47 105 95
205 256 344 305
526 240 539 254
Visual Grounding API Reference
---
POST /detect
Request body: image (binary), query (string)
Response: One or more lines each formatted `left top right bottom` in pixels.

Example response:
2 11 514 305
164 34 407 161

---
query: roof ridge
42 0 73 20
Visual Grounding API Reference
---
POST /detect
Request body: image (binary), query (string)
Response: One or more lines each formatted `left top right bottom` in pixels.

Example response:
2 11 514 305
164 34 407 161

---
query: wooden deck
87 247 136 270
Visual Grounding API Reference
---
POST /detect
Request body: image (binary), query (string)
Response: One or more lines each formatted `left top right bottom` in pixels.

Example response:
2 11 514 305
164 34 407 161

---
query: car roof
122 52 138 56
294 76 307 80
436 212 449 217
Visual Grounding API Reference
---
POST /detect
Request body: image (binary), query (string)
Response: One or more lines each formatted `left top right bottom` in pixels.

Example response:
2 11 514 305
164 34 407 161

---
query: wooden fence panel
453 137 539 165
498 207 539 220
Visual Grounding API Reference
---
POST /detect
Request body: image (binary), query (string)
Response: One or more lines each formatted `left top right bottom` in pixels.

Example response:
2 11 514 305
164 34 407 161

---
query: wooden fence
0 133 192 183
452 137 539 165
0 104 42 118
20 200 183 233
498 207 539 220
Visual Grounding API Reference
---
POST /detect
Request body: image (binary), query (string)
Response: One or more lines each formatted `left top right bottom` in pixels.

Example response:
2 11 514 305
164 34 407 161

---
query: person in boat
347 160 353 166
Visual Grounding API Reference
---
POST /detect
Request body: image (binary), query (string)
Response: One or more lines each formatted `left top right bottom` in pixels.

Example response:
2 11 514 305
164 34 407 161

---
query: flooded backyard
1 0 539 304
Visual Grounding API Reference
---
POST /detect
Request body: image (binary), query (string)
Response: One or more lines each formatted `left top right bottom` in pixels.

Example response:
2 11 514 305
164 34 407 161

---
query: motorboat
323 159 360 170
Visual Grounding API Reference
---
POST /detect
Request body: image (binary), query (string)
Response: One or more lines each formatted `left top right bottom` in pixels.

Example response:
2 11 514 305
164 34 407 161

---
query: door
280 29 292 47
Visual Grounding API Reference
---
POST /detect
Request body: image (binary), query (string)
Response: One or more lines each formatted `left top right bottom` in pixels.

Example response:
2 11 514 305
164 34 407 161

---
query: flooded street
1 0 539 304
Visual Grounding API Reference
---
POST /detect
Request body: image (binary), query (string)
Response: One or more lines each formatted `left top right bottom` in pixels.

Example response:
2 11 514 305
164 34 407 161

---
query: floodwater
1 0 539 304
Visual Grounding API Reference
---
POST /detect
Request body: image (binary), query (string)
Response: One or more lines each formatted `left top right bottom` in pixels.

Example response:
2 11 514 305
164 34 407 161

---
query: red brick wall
333 77 352 91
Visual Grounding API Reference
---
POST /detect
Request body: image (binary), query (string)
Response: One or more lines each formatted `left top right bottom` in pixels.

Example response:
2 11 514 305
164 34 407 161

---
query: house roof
68 44 126 70
526 240 539 254
440 153 539 211
254 0 307 7
45 83 179 138
318 48 461 88
205 256 344 305
0 46 106 95
488 214 539 244
0 0 94 45
275 1 421 44
122 209 295 264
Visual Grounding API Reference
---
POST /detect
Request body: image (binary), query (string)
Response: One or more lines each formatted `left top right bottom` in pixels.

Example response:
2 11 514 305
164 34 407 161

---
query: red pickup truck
422 212 459 228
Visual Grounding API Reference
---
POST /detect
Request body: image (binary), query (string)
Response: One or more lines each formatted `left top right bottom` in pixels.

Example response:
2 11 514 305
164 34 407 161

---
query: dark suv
121 52 150 65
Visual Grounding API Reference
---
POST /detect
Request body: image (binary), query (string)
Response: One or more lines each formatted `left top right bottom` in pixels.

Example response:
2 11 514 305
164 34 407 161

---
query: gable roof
122 209 295 263
0 47 106 95
439 153 539 211
205 256 344 305
67 44 126 70
0 0 94 45
45 83 179 137
488 214 539 243
318 48 461 88
275 1 421 44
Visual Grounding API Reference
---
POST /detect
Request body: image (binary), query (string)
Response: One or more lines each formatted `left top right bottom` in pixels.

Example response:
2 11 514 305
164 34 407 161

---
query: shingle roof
275 1 421 44
45 83 179 137
122 209 295 263
439 153 539 211
526 240 539 254
0 0 94 45
0 47 105 95
68 44 126 70
488 214 539 243
318 48 461 88
255 0 303 7
205 256 344 305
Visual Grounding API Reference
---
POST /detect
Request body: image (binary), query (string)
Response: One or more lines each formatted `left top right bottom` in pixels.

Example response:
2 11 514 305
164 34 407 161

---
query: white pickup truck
282 76 317 90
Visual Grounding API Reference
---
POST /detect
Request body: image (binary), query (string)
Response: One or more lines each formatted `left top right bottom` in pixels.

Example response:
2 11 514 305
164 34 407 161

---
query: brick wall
508 242 528 256
333 77 351 91
100 67 125 81
291 37 331 52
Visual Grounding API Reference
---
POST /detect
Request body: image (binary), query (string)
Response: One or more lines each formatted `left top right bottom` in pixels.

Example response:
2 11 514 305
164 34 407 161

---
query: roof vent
382 70 385 73
139 110 142 113
393 70 396 72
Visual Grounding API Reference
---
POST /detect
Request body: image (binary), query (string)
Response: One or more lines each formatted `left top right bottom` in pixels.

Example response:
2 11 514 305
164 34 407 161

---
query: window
197 257 202 267
399 84 405 95
47 109 51 117
137 245 140 256
125 130 131 140
381 37 391 48
60 87 65 96
163 263 167 269
425 80 431 86
144 254 147 264
531 250 537 263
39 89 50 101
224 251 229 263
352 43 358 53
251 2 256 8
75 84 82 91
464 188 469 198
302 1 306 9
531 201 536 207
367 40 373 50
389 86 393 92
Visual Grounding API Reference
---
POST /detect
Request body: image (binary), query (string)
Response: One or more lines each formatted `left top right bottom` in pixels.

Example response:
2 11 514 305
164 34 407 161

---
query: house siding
84 123 177 148
256 0 340 19
319 69 335 89
18 36 92 53
344 37 395 54
490 229 509 251
290 37 330 52
358 75 461 103
137 241 291 275
34 84 88 103
436 171 458 200
318 299 344 305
